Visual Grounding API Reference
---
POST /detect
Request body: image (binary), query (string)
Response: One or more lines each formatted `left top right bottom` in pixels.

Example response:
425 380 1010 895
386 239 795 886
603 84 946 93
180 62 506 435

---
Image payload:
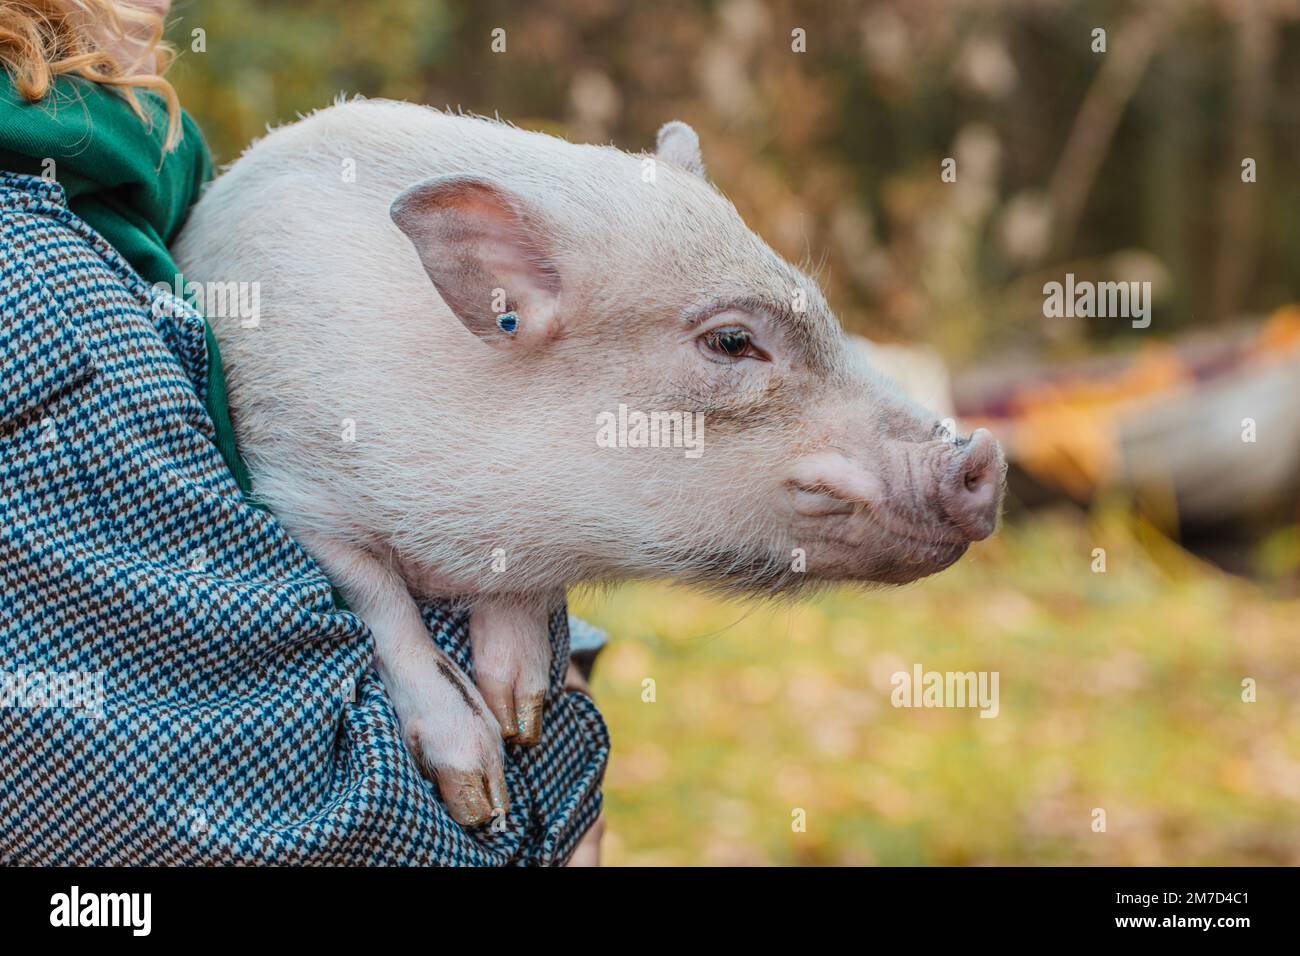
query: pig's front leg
299 535 508 826
470 594 555 746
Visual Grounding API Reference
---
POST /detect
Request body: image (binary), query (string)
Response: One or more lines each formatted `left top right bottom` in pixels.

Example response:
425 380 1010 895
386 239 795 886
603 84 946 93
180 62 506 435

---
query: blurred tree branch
1212 0 1277 323
1047 4 1172 260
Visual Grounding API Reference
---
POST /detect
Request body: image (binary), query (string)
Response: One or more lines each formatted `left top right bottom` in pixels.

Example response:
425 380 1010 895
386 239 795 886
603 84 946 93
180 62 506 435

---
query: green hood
0 72 252 499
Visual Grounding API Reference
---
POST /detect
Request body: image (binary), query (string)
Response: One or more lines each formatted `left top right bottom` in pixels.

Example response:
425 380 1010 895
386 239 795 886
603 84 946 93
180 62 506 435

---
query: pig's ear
389 175 561 348
655 121 707 179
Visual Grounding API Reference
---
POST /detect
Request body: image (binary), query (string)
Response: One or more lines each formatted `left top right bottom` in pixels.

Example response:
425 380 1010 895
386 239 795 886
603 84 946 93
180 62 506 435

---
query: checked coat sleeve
0 172 608 866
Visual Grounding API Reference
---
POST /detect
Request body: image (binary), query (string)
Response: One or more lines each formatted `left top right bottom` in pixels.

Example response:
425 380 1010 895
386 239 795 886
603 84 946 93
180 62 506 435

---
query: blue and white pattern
0 172 608 866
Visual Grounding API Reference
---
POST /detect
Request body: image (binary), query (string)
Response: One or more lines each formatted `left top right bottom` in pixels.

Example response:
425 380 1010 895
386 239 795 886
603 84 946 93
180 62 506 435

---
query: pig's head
389 119 1004 595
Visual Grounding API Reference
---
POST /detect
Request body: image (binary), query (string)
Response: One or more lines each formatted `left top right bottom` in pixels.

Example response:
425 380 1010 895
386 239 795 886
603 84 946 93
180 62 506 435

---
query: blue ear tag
497 312 519 335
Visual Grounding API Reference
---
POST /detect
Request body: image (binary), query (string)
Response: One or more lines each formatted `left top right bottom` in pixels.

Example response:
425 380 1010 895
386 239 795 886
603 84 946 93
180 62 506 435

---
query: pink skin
388 174 1005 599
175 100 1006 852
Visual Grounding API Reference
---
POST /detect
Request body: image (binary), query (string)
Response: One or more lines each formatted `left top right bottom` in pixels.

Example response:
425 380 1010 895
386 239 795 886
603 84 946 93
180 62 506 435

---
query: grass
571 507 1300 865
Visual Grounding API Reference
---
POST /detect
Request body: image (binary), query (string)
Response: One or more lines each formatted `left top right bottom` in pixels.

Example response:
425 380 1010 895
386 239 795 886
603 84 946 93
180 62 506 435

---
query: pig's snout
938 428 1004 541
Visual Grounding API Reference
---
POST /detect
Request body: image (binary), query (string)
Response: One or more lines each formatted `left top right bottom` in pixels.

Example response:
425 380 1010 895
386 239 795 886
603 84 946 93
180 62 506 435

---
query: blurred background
168 0 1300 864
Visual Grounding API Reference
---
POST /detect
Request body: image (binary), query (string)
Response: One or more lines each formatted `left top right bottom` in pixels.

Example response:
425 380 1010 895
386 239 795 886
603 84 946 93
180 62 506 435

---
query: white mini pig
173 99 1004 827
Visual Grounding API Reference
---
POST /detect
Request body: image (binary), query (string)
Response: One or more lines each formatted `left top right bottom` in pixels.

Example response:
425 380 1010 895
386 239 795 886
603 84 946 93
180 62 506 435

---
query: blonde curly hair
0 0 181 149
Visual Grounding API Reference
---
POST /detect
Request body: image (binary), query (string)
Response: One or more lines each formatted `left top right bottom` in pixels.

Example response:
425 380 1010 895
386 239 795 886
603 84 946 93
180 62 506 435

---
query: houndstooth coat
0 171 608 865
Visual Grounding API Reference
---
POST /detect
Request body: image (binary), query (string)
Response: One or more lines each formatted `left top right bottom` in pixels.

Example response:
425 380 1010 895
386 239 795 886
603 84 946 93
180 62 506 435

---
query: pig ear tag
496 312 519 336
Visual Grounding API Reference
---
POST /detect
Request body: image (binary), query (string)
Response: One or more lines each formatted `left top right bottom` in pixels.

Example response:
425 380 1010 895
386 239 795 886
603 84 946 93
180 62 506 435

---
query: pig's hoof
478 676 547 747
433 767 507 827
514 692 545 746
468 596 554 748
404 722 509 827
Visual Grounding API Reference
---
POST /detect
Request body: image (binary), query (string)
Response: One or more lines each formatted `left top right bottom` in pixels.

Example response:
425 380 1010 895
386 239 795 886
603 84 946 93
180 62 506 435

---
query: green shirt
0 71 252 499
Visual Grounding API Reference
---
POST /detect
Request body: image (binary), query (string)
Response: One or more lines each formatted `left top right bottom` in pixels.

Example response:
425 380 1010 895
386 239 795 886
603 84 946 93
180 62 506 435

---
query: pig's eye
701 327 765 362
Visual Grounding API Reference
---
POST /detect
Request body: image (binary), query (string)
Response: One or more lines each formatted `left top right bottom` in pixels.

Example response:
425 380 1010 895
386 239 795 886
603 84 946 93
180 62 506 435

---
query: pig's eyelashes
698 326 769 363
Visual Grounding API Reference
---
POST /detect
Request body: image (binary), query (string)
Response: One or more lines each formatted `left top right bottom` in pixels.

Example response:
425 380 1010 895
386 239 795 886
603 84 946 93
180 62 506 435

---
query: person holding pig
0 0 607 866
